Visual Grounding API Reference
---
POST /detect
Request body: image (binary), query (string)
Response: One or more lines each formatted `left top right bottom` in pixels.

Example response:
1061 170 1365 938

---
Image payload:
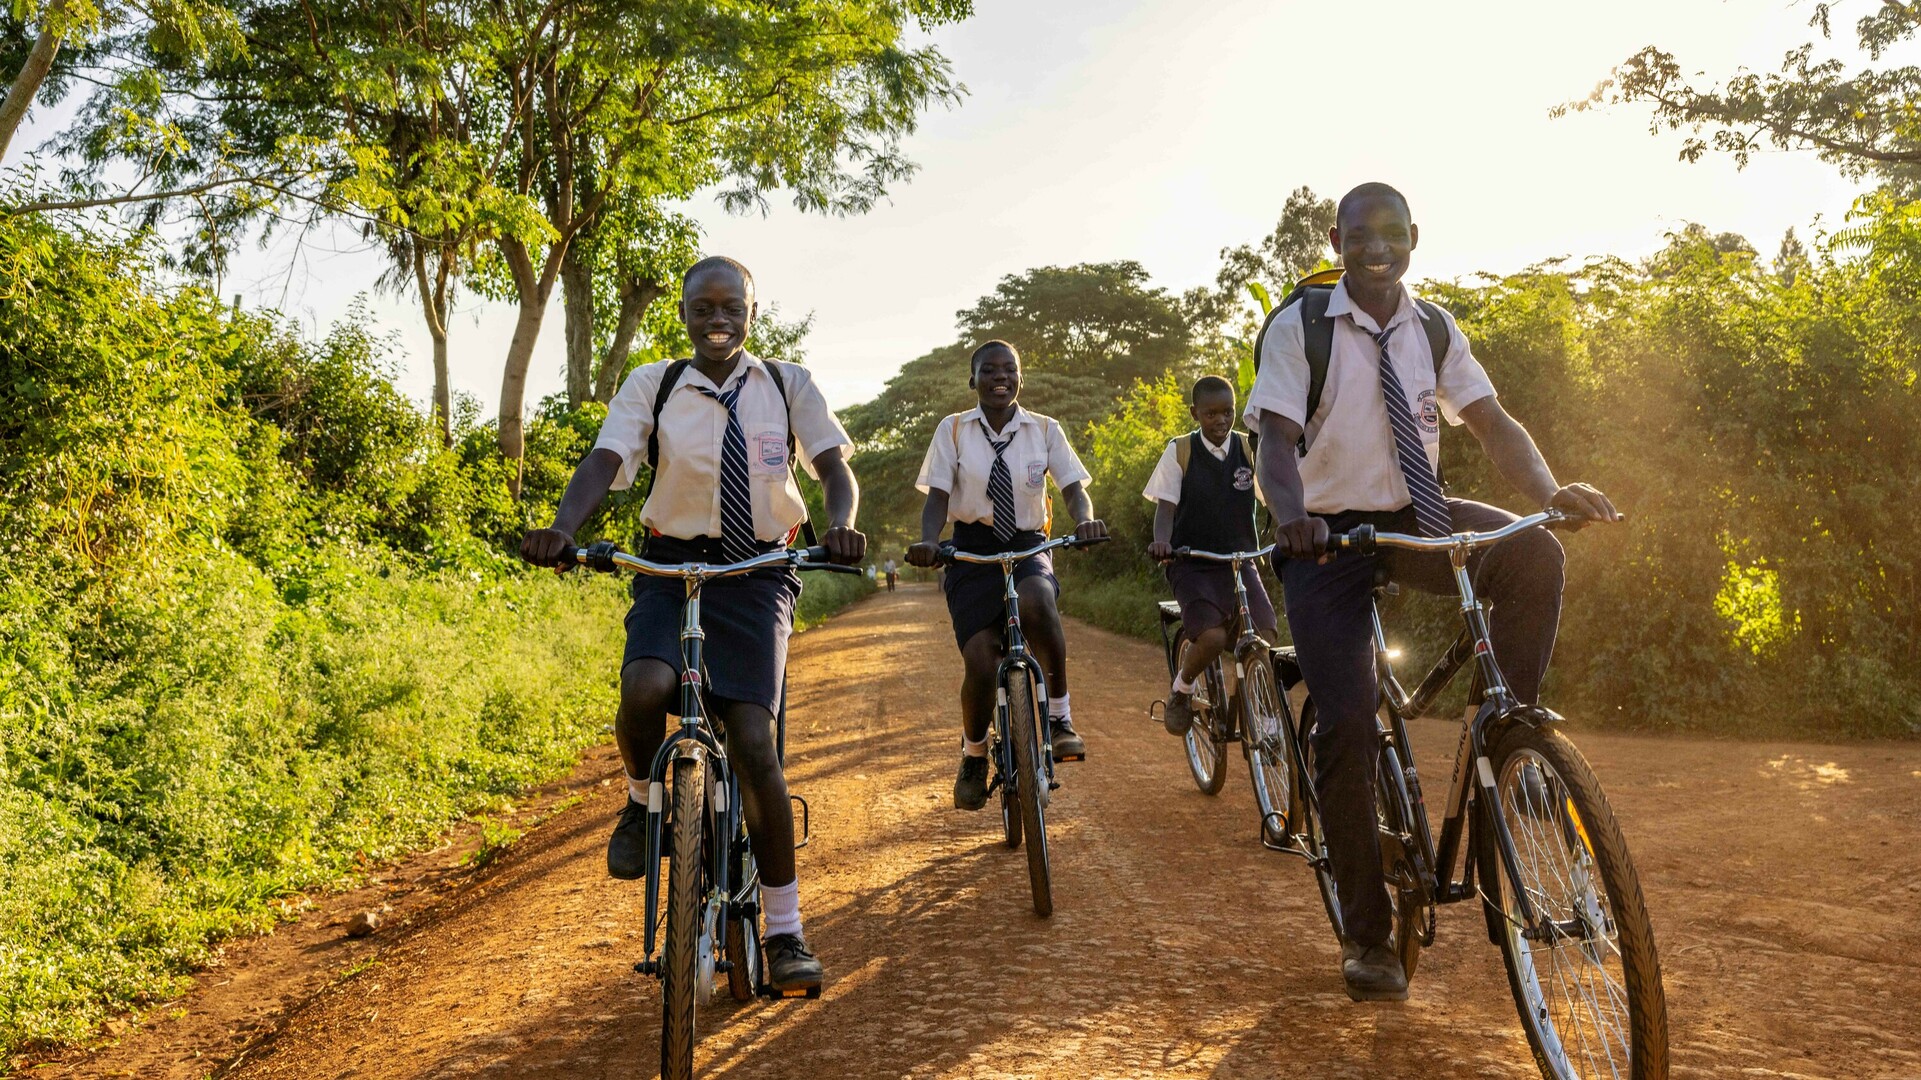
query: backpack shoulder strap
757 358 817 547
646 358 694 472
1174 431 1193 472
1413 298 1450 376
1299 288 1335 453
1233 430 1255 462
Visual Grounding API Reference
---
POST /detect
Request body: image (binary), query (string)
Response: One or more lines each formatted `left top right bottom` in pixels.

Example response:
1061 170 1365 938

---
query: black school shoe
607 797 648 880
1163 689 1194 736
764 933 824 991
953 754 989 811
1340 940 1409 1002
1050 717 1086 761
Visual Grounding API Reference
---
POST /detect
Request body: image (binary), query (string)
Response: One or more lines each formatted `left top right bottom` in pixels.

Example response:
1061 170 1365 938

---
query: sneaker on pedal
1340 940 1409 1002
1163 689 1194 736
953 754 989 811
607 797 648 880
1050 717 1086 761
764 933 823 993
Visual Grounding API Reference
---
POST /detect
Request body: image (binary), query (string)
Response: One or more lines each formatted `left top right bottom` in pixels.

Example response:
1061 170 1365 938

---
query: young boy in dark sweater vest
1142 376 1277 734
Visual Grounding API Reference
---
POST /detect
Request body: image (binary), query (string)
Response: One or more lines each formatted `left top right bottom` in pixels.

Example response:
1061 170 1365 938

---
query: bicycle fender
1270 646 1303 690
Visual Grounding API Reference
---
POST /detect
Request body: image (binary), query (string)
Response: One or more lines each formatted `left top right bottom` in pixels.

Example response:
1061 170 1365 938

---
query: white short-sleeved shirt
1142 431 1258 505
916 406 1091 532
1243 277 1497 514
593 352 851 541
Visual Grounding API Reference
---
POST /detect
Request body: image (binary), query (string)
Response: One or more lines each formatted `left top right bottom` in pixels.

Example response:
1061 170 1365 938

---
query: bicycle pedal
1048 779 1061 790
1054 752 1085 763
767 985 822 1000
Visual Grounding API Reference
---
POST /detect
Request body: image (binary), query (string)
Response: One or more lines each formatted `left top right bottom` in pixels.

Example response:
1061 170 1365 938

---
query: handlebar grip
580 540 620 573
1068 534 1112 549
1326 525 1376 555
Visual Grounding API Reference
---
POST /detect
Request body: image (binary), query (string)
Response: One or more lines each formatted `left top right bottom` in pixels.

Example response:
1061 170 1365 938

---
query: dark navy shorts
1166 559 1277 638
941 523 1057 650
621 535 800 714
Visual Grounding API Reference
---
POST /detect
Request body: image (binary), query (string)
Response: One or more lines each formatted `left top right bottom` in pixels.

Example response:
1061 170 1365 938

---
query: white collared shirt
1243 277 1496 514
1141 431 1248 504
593 352 852 541
916 406 1092 531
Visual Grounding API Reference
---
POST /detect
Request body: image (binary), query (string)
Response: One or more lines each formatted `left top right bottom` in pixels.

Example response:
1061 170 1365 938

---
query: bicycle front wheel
1482 722 1668 1080
1007 671 1053 917
1241 649 1294 846
1181 646 1229 796
1295 699 1344 941
661 756 709 1080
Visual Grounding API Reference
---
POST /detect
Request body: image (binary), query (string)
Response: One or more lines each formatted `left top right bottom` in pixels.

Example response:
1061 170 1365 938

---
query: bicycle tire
1295 699 1345 941
724 885 760 1002
660 756 707 1080
1483 722 1669 1080
1007 671 1053 917
1241 649 1293 845
1375 740 1427 983
999 736 1022 850
1181 644 1229 796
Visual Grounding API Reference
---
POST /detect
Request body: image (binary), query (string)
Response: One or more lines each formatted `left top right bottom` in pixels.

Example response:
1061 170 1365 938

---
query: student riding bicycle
1246 184 1622 1002
1143 374 1278 734
519 256 866 994
903 340 1107 811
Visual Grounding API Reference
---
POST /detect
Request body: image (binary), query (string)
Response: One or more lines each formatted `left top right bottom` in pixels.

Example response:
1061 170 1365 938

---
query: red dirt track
48 584 1921 1079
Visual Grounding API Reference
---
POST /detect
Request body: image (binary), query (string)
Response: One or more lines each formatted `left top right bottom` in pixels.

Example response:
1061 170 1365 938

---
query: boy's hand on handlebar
1074 519 1109 543
905 541 942 568
520 527 576 572
822 525 866 564
1146 539 1174 562
1546 483 1623 531
1273 514 1330 562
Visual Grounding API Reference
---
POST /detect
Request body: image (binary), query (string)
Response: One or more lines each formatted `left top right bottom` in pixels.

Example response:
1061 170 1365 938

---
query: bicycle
565 540 862 1080
1147 546 1302 849
1295 508 1667 1079
938 533 1108 917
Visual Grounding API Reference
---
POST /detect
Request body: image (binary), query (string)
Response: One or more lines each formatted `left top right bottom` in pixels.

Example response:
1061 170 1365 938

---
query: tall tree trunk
411 244 455 448
496 235 565 497
594 277 664 402
0 0 67 164
561 241 595 407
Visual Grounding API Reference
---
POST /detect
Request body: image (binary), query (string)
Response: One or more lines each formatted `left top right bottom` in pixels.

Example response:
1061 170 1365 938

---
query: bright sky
12 0 1878 411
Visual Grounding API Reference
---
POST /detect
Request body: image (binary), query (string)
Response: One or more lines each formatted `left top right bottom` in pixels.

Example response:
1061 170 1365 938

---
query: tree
1565 1 1921 194
1184 185 1336 336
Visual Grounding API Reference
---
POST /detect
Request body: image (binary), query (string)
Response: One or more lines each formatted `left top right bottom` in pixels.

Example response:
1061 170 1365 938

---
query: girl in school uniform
1142 375 1278 735
903 340 1107 811
520 256 866 994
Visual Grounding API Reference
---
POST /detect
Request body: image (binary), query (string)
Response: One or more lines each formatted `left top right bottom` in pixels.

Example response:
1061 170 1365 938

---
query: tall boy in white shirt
903 341 1108 811
1246 184 1621 1002
521 256 867 994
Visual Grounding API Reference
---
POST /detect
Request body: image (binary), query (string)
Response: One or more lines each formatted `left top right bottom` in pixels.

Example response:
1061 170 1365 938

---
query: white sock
762 879 802 938
962 735 988 758
625 772 648 805
1172 673 1196 695
1050 693 1071 722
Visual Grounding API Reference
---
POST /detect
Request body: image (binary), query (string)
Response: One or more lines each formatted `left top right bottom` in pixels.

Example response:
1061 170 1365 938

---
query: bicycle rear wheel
724 881 760 1002
1295 699 1344 940
1241 649 1294 846
1007 670 1053 917
660 756 709 1080
1483 722 1668 1080
1181 645 1229 796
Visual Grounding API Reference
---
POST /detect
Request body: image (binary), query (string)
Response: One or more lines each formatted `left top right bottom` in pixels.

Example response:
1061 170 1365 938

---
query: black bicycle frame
991 557 1051 791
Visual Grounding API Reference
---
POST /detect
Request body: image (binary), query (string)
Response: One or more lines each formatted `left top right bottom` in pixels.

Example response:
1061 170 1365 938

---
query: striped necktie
1372 325 1451 538
984 427 1018 543
694 380 759 564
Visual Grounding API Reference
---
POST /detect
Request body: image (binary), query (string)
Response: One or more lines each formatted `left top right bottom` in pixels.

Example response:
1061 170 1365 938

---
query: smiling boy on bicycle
1143 375 1278 736
520 256 865 993
1247 184 1621 1002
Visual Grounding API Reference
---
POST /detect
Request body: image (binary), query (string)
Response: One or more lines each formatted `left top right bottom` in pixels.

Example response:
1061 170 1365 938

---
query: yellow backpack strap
1234 430 1254 462
1041 417 1055 536
949 412 964 455
1174 432 1193 472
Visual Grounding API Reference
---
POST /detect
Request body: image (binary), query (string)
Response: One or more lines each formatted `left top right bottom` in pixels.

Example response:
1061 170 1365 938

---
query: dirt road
54 584 1921 1079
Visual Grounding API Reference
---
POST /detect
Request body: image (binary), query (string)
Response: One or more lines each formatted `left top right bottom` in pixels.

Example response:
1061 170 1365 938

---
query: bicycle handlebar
939 533 1110 566
1171 544 1277 563
560 541 865 577
1327 508 1571 556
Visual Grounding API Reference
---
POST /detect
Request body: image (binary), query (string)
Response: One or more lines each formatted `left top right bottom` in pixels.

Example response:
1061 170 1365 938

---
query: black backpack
643 357 817 546
1252 268 1451 453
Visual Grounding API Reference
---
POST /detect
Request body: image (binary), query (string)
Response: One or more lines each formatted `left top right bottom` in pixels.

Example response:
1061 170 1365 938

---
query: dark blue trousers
1278 498 1565 947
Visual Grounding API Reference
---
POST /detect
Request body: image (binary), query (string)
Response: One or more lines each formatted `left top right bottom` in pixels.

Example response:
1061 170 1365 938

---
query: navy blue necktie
984 427 1017 543
1372 325 1451 538
694 381 758 563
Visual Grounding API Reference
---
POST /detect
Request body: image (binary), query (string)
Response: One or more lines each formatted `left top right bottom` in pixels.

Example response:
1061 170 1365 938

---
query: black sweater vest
1170 432 1259 553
